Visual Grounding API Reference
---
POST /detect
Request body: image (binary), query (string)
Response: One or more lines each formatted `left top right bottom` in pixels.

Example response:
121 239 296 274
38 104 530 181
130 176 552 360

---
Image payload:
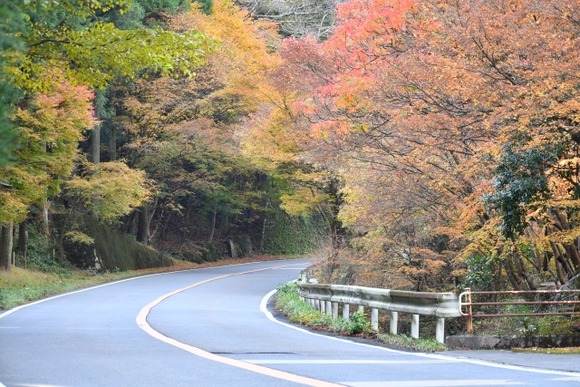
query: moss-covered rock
62 216 167 271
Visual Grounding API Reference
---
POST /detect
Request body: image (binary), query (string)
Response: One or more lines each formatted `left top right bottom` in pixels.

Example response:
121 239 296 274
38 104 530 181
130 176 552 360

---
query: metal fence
459 287 580 334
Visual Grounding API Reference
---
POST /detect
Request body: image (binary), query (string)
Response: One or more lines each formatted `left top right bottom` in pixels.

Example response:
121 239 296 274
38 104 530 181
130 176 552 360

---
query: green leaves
23 0 131 19
0 69 96 224
67 161 152 222
6 0 219 92
22 22 218 90
0 1 27 166
488 134 564 239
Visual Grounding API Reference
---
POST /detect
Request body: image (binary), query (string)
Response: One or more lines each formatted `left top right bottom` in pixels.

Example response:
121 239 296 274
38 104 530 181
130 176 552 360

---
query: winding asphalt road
1 258 580 386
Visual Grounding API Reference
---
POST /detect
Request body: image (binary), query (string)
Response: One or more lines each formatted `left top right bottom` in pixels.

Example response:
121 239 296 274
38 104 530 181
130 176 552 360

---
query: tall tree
106 0 285 249
0 1 26 167
0 69 97 270
0 0 218 270
273 0 579 290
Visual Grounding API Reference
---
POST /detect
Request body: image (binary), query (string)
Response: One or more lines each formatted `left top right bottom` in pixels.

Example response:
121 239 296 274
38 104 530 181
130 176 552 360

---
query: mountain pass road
1 258 580 386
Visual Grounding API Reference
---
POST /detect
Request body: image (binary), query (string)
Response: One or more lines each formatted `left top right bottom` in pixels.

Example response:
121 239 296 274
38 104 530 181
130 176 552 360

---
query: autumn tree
276 0 579 291
102 0 295 255
0 0 218 270
0 69 97 270
239 36 345 249
0 2 26 167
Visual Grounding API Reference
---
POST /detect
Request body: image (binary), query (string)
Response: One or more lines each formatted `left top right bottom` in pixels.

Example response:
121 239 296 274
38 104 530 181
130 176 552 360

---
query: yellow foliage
172 0 281 111
0 191 30 224
67 162 152 223
280 188 329 216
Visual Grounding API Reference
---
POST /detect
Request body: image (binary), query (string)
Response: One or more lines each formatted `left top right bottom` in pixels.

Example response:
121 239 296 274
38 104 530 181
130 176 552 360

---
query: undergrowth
376 333 445 352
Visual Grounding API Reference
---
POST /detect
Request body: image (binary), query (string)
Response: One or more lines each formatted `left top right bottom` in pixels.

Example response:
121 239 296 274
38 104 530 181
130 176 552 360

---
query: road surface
1 258 579 386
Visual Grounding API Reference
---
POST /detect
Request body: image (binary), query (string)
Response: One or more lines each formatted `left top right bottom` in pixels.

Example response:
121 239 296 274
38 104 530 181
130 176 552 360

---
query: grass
274 281 445 352
0 255 290 311
376 333 446 352
511 347 580 354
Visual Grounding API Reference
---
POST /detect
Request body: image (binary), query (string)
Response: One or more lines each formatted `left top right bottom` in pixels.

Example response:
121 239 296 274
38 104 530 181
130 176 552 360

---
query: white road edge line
136 264 342 387
341 380 524 387
259 288 580 378
244 359 453 365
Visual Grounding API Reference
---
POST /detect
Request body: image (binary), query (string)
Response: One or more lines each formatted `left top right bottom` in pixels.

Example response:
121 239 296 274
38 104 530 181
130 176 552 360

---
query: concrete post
411 314 420 338
358 305 364 313
371 308 379 331
320 300 325 313
390 311 398 335
436 317 445 343
326 301 332 315
332 302 339 319
342 304 350 320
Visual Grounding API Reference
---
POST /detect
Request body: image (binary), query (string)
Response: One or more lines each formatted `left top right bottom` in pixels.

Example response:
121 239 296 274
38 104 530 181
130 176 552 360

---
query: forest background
0 0 578 297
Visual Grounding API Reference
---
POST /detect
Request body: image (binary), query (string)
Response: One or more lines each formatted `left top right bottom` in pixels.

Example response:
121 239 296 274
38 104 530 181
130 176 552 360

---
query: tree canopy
269 0 579 290
1 0 578 295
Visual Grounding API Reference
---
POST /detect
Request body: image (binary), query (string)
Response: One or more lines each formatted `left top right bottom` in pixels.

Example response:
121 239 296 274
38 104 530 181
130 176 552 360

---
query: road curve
1 258 579 387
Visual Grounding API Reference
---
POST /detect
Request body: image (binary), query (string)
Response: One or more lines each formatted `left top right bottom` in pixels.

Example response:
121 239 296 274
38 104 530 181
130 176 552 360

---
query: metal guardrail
298 282 461 343
459 288 580 334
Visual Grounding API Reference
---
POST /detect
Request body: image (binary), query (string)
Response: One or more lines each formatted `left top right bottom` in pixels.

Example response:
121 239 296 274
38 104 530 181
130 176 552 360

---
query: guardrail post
298 283 463 342
343 304 350 320
436 317 445 343
411 314 419 338
390 311 398 335
371 308 379 330
465 287 473 334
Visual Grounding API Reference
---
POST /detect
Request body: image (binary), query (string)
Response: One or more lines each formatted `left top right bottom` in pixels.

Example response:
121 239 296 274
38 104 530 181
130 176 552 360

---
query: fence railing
297 282 461 343
459 287 580 334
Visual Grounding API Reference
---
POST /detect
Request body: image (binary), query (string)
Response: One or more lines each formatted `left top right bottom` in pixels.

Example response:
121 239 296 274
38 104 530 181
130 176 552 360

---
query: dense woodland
0 0 578 293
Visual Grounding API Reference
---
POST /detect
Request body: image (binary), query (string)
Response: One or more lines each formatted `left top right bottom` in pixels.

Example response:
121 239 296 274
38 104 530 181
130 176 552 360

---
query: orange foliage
272 0 579 290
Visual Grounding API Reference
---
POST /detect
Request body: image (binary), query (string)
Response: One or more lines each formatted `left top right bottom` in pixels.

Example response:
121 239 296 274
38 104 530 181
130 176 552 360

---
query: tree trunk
1 223 13 272
551 242 574 278
92 125 101 164
159 211 172 241
208 202 217 243
41 198 50 236
505 262 520 290
17 221 27 268
554 255 567 286
136 205 151 245
506 256 526 290
564 242 580 273
493 263 503 292
551 209 580 271
109 124 116 161
260 217 267 253
180 205 193 243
